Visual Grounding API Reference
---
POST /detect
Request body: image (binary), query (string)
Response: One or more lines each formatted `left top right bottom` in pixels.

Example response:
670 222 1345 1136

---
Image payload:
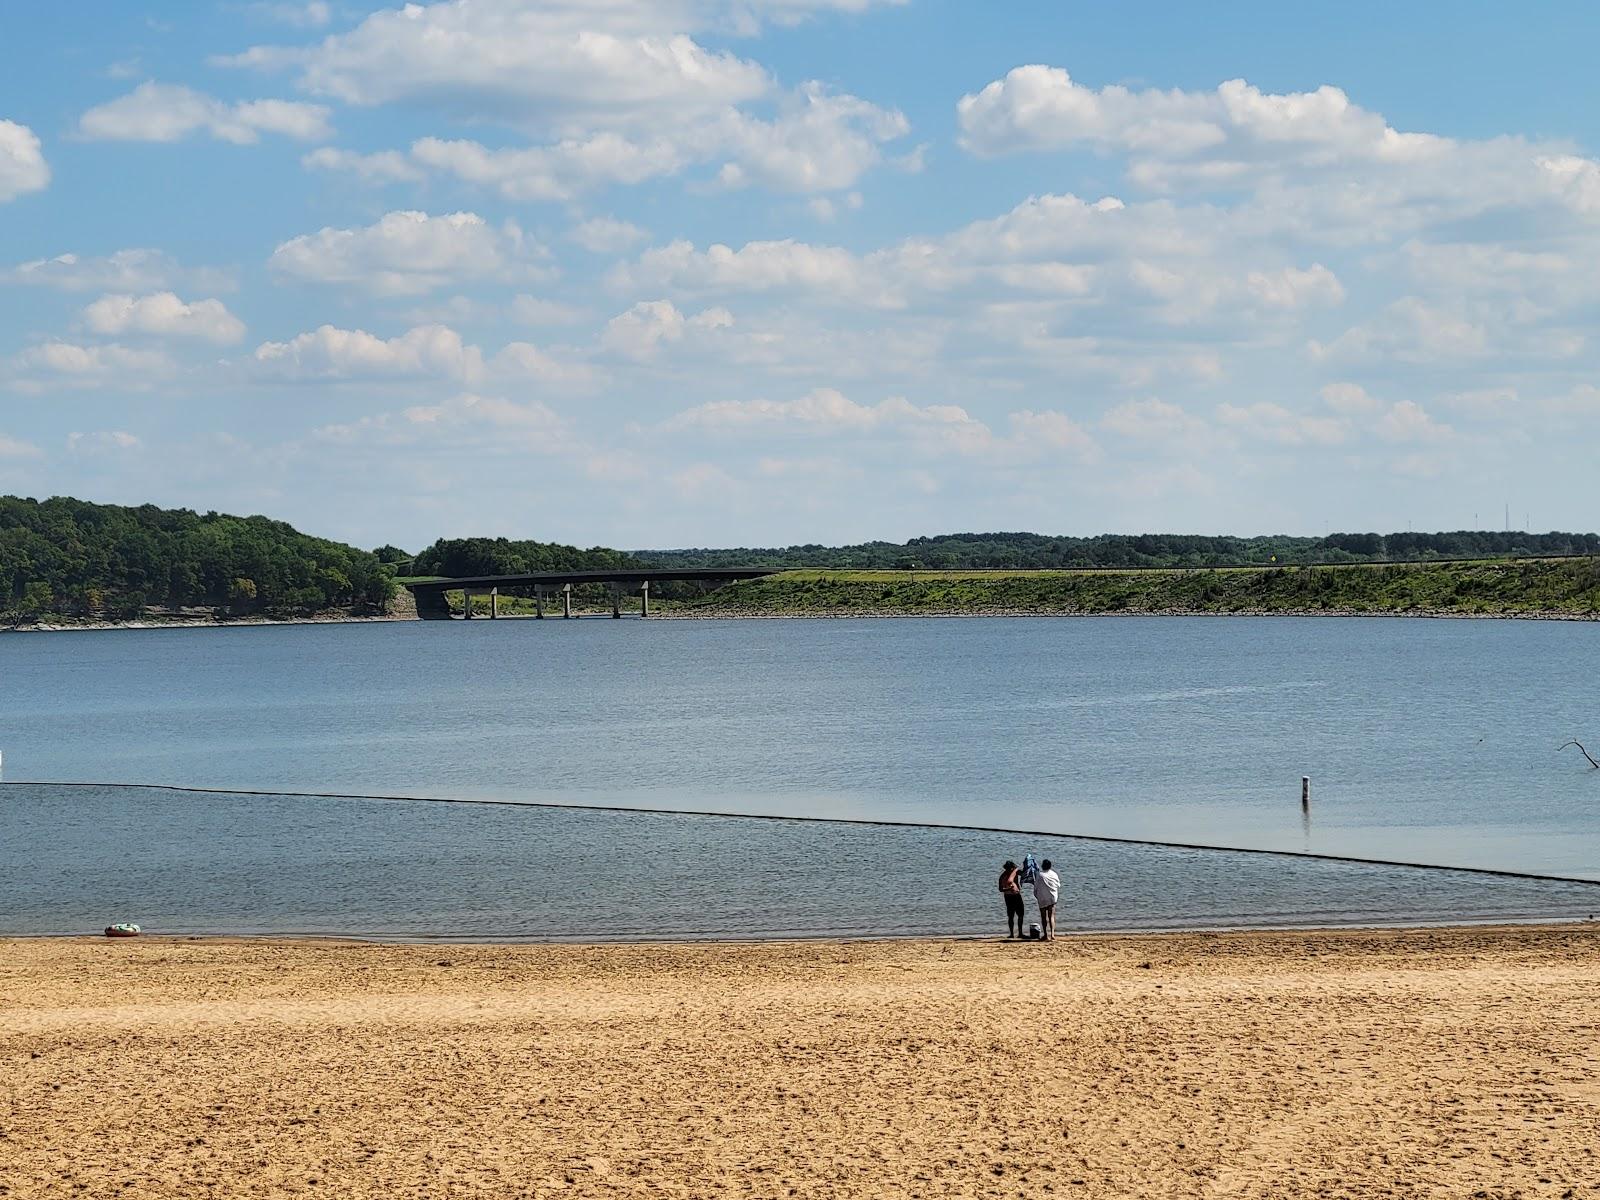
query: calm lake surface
4 615 1600 937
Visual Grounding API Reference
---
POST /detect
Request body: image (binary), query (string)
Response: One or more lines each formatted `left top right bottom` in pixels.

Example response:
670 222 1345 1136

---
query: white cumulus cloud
408 132 689 201
617 238 864 295
1006 410 1100 461
1246 264 1344 309
399 85 908 200
251 1 332 28
79 82 332 144
1216 401 1348 446
1099 398 1207 441
952 62 1600 262
67 430 143 454
82 292 245 344
957 66 1445 183
1374 399 1453 444
10 342 174 389
314 392 575 454
663 387 993 451
1310 297 1495 365
268 210 546 295
0 119 49 202
602 300 733 359
570 217 650 254
0 433 44 459
2 249 233 293
252 323 485 381
219 1 771 127
711 83 909 193
219 3 908 199
302 146 424 183
1319 382 1382 414
490 341 599 388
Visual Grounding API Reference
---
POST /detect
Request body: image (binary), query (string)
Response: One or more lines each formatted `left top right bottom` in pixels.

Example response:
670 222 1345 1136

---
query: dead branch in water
1560 740 1600 769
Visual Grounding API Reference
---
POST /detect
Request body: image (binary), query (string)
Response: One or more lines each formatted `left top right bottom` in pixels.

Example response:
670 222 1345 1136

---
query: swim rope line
4 778 1600 891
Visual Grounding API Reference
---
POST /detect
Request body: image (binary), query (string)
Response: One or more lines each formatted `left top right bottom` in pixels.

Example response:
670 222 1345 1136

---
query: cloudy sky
3 1 1599 551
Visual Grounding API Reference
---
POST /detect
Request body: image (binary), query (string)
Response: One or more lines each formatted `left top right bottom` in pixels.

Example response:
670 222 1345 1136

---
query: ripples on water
4 785 1597 940
3 614 1599 936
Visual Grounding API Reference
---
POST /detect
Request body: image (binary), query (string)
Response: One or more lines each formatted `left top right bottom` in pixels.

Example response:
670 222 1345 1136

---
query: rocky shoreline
4 587 421 633
654 604 1600 622
4 613 410 634
10 603 1598 631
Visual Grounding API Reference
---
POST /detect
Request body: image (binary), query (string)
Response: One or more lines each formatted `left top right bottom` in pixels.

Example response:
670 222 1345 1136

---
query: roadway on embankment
663 556 1600 619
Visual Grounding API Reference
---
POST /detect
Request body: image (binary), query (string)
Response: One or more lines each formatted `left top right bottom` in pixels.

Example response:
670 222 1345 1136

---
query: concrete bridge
405 567 778 620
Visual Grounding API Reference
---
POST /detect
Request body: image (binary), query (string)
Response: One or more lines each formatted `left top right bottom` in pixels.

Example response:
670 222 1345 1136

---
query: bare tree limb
1560 740 1600 769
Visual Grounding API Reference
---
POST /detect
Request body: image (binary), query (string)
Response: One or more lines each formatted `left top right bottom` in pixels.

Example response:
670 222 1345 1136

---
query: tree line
7 494 1597 625
410 537 636 578
629 530 1600 571
0 496 395 621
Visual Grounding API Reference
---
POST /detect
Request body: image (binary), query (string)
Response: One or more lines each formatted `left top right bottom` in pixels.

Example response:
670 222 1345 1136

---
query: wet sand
5 926 1599 1198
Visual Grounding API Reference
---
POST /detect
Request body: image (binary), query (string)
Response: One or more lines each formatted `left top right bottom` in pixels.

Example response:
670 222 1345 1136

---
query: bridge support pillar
426 569 771 624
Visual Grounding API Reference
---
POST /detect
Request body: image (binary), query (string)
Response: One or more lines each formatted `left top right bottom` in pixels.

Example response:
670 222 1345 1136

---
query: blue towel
1020 853 1038 884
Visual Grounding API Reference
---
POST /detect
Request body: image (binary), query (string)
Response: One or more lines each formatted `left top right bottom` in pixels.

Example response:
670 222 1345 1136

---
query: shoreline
7 604 1600 633
6 917 1594 947
9 924 1600 1197
653 604 1600 621
0 611 409 634
8 913 1599 946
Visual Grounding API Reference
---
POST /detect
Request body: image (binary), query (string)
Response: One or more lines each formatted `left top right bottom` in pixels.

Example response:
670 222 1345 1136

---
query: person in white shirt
1032 858 1061 941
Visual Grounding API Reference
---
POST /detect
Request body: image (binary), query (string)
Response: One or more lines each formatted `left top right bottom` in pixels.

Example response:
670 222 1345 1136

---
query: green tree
17 581 52 617
0 496 397 619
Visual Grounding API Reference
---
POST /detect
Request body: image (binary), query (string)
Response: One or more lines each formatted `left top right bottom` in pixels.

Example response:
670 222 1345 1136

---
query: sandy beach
4 927 1599 1198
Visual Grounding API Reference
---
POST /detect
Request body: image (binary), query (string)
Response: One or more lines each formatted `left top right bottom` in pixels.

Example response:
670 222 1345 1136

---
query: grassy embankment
667 557 1600 618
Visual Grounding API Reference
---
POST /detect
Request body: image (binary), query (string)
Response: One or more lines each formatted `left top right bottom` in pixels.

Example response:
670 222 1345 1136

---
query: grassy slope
673 558 1600 617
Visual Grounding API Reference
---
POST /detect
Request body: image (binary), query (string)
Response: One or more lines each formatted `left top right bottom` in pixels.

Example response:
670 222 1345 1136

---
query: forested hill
632 531 1600 571
410 537 638 578
0 496 395 620
10 498 1599 627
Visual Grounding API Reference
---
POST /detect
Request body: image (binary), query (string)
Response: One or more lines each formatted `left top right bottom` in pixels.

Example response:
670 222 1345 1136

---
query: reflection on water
2 614 1598 880
3 785 1597 940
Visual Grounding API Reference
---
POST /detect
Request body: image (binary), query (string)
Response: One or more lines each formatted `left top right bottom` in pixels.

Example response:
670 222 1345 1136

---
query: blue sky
2 1 1598 551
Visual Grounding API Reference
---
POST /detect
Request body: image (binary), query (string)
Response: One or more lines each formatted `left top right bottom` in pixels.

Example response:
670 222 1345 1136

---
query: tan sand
4 926 1599 1198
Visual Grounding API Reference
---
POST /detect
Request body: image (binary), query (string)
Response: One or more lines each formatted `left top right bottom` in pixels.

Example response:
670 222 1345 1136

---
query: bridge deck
406 567 777 593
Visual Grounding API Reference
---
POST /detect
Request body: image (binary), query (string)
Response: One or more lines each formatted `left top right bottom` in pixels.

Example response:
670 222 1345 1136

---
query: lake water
3 615 1600 938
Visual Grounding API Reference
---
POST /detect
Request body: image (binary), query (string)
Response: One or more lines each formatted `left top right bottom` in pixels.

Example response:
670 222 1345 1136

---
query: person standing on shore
998 860 1025 939
1032 858 1061 941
